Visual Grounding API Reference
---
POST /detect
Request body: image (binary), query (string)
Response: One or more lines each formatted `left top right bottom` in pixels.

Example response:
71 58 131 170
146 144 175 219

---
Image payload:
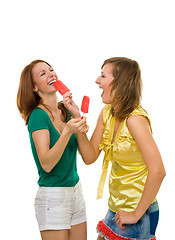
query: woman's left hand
63 92 81 118
115 210 139 229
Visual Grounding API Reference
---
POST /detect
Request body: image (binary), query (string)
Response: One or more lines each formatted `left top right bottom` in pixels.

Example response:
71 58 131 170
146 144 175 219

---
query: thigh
70 186 87 226
35 188 71 231
138 201 159 239
68 222 87 240
41 230 69 240
98 209 139 239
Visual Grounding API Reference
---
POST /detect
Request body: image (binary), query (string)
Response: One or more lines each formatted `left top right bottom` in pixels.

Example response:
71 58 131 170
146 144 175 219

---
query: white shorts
34 180 87 231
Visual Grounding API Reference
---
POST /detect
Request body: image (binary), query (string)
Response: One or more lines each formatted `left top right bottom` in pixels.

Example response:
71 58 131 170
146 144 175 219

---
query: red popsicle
81 96 90 114
53 80 70 95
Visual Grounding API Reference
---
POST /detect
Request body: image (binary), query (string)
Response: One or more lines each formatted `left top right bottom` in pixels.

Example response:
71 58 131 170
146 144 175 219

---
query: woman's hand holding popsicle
55 79 90 134
66 117 89 135
54 80 90 119
63 92 81 118
53 80 80 118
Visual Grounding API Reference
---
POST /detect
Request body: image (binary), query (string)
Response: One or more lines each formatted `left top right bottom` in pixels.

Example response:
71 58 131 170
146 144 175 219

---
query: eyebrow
39 67 53 74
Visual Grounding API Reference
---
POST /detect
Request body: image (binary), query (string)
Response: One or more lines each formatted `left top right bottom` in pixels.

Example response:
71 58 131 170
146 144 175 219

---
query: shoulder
129 106 149 118
127 106 152 135
28 108 50 133
29 108 48 121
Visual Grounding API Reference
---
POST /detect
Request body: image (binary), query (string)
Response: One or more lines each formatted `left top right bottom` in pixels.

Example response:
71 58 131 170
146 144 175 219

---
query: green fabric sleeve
28 108 50 134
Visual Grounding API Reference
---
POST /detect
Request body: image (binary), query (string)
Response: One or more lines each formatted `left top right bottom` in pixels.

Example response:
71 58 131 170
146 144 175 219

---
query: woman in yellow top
63 57 166 240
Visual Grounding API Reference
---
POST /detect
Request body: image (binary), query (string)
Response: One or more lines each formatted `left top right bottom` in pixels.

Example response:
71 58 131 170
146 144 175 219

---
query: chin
101 94 113 104
102 99 111 105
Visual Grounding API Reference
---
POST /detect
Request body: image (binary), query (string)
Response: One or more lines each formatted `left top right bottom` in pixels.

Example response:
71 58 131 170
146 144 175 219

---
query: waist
108 171 153 212
37 180 82 198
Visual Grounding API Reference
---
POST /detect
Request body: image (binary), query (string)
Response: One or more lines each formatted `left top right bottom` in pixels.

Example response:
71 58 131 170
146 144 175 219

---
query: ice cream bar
53 80 70 95
81 96 90 114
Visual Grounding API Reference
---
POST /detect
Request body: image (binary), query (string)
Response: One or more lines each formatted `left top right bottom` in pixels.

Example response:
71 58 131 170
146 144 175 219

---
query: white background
0 0 174 239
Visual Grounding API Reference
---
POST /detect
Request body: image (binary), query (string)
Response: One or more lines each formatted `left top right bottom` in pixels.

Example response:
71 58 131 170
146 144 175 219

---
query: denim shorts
97 201 159 240
34 180 87 231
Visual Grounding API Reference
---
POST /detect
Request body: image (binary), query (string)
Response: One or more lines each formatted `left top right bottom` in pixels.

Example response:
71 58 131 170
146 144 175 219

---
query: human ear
33 86 38 93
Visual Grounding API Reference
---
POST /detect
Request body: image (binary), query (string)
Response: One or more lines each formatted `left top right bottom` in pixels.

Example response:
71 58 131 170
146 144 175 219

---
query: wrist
72 114 81 119
62 125 73 136
71 112 81 119
134 209 143 222
76 132 86 137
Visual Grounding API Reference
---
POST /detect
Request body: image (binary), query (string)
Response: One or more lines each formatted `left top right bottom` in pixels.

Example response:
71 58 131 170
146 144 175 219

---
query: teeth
48 80 56 85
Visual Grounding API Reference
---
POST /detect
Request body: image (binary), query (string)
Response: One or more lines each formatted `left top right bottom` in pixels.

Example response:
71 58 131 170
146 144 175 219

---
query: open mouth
99 87 104 97
48 79 57 85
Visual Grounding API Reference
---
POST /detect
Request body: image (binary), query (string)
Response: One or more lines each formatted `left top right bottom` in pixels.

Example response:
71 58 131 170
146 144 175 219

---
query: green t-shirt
27 107 79 187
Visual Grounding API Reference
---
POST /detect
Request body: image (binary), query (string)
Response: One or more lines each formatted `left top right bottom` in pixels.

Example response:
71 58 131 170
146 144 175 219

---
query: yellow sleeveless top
97 104 156 213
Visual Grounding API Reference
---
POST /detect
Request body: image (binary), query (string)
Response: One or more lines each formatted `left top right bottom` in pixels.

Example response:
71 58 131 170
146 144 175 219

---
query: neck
40 94 59 113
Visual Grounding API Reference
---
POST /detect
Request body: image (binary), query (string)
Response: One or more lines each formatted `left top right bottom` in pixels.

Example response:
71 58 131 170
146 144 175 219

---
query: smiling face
32 62 58 95
95 63 114 104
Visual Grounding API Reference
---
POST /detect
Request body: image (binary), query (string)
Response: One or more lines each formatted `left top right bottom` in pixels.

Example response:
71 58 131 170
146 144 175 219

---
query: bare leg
40 229 69 240
68 222 87 240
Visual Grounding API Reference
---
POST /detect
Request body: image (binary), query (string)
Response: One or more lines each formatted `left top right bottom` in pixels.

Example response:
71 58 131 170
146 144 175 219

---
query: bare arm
32 118 87 172
76 109 104 165
62 92 104 165
115 115 166 228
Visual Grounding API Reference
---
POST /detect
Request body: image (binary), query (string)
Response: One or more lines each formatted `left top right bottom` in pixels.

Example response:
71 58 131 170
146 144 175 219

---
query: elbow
149 167 166 181
41 162 53 173
161 168 166 179
158 167 166 180
42 165 52 173
84 159 95 165
82 151 98 165
158 171 166 183
83 156 97 165
84 161 90 165
44 168 52 173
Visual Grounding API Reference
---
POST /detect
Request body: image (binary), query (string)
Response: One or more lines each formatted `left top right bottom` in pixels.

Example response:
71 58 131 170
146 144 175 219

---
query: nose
95 76 100 84
48 70 54 78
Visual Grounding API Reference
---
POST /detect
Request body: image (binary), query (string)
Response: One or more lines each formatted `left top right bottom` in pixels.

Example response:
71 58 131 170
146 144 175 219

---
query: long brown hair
102 57 143 120
17 59 69 124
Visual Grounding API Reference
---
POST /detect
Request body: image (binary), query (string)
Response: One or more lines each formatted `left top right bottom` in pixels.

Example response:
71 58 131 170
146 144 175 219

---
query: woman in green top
17 60 89 240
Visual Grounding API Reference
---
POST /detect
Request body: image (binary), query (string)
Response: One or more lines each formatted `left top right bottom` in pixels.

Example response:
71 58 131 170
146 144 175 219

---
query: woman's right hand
66 117 89 135
63 92 81 118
